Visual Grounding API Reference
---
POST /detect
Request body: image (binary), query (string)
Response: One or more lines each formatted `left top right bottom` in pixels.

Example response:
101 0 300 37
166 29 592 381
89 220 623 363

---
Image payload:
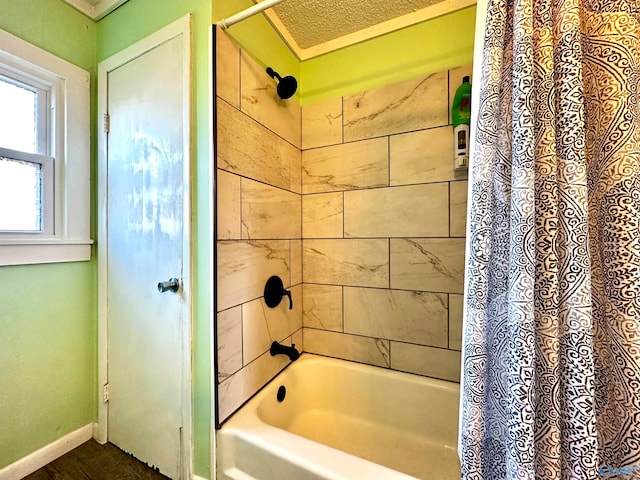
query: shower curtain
460 0 640 479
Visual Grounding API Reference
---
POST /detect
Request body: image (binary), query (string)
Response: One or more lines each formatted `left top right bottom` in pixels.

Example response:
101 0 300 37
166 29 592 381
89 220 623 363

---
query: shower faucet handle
283 288 292 310
264 275 293 310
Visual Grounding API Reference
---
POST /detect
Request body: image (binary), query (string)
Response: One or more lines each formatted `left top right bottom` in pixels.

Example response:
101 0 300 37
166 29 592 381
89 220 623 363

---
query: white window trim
0 29 92 266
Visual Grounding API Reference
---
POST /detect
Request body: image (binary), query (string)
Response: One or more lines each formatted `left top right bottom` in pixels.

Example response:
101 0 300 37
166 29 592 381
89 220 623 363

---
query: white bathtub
217 354 460 480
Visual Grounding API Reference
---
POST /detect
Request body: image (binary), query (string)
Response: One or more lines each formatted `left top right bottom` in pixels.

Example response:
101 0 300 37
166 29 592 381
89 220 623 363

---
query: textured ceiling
270 0 447 49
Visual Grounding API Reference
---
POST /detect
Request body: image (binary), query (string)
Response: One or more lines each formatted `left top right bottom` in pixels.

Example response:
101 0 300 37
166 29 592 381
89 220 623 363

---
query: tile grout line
341 286 345 333
239 176 243 239
303 326 456 352
447 293 451 350
342 191 345 239
448 181 451 238
388 237 391 290
238 46 242 112
389 339 393 368
299 99 304 350
217 167 300 196
240 303 245 367
387 135 391 187
303 122 453 153
220 92 300 150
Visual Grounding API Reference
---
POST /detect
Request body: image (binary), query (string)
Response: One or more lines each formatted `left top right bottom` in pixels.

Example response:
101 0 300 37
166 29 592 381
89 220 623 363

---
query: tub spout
270 341 300 361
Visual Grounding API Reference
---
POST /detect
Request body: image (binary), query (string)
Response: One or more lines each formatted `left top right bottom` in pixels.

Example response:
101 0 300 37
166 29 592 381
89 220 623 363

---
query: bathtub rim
216 353 461 480
217 352 460 428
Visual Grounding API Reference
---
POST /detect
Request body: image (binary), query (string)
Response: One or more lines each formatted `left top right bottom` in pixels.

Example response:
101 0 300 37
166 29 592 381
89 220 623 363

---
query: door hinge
103 113 110 134
102 383 110 402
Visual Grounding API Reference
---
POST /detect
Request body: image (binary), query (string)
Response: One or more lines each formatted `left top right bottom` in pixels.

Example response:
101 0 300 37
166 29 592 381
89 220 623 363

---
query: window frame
0 147 55 235
0 29 91 266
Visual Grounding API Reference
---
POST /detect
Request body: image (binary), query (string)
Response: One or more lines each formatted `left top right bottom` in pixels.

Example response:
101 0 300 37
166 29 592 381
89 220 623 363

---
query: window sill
0 241 93 266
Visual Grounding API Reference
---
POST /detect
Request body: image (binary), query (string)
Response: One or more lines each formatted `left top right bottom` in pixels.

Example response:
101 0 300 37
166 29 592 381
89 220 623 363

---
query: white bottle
454 124 469 170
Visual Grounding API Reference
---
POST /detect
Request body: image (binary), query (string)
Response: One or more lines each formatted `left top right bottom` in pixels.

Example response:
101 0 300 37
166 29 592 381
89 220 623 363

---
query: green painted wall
0 0 97 469
212 3 474 106
96 0 212 476
0 263 96 467
0 0 96 70
300 6 476 105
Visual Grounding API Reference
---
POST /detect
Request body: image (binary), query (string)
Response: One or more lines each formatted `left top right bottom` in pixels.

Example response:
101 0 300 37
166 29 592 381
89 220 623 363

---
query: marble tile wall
215 24 472 422
215 29 302 423
301 64 473 384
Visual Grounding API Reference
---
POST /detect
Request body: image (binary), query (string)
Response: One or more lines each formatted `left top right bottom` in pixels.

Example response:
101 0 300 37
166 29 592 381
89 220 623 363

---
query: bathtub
217 354 460 480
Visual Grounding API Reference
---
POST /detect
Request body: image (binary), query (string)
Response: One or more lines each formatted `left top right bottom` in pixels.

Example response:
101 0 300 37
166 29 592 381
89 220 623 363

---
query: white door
101 19 191 480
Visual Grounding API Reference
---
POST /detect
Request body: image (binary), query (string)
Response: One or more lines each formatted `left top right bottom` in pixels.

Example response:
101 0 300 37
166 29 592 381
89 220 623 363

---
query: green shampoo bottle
452 76 472 171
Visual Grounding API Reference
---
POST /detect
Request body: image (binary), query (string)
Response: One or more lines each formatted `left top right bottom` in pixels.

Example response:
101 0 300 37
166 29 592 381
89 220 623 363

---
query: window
0 150 53 233
0 29 91 266
0 69 53 235
0 71 48 154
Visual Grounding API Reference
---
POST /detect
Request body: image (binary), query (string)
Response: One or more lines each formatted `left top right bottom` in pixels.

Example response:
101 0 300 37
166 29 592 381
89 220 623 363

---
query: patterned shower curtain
460 0 640 479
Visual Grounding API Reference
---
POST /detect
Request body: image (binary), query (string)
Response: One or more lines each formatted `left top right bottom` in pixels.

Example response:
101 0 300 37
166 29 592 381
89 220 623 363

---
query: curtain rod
216 0 286 30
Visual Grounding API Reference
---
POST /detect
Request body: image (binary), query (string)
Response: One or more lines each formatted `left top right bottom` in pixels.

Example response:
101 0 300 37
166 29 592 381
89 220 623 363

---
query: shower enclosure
212 14 471 478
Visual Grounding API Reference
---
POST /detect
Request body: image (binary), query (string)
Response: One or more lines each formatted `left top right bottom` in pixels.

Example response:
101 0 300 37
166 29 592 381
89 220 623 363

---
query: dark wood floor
24 440 170 480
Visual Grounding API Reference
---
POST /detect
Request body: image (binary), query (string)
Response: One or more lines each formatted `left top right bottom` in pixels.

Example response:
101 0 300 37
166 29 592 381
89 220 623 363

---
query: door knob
158 278 180 293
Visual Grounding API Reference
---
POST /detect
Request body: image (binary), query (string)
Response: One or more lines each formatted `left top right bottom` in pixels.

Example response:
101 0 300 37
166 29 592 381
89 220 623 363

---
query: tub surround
342 72 449 142
240 50 300 148
216 100 299 193
215 29 302 423
390 238 466 293
301 137 388 193
389 126 456 185
215 26 470 423
301 65 471 382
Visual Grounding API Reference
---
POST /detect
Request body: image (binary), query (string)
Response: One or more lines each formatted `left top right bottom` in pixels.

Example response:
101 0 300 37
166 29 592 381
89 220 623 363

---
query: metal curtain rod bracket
217 0 286 30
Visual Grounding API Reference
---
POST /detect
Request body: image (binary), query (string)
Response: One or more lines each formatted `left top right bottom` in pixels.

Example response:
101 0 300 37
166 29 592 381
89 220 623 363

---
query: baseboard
0 423 94 480
193 476 209 480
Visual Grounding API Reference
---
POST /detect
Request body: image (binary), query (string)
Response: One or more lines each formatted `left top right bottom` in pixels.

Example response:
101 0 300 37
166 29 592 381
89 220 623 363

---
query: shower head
266 67 297 100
